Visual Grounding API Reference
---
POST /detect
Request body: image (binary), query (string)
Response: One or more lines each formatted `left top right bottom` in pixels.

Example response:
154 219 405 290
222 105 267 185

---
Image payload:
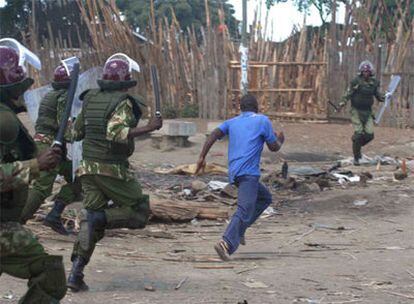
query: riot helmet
102 53 140 82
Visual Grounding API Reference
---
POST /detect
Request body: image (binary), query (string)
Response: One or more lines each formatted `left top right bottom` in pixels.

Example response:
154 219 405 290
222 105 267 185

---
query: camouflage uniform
342 75 385 161
71 97 149 262
21 89 81 223
0 101 67 303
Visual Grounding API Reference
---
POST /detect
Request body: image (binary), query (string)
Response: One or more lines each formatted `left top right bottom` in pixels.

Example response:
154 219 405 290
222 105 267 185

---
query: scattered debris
289 166 326 176
154 163 227 175
191 180 207 193
221 184 238 198
296 182 321 193
2 291 14 300
208 180 228 191
382 291 414 300
174 277 188 290
311 223 347 231
282 161 288 178
236 265 258 274
332 173 360 183
363 281 392 288
293 297 321 303
194 265 234 269
242 279 268 289
144 285 156 292
150 199 229 222
353 199 368 206
394 170 408 180
340 155 399 167
289 226 316 244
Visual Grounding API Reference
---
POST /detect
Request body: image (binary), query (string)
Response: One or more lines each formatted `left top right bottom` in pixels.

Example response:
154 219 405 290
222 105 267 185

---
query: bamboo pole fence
23 0 413 128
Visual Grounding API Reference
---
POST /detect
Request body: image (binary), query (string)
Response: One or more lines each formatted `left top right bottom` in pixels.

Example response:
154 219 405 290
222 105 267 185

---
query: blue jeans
223 175 272 254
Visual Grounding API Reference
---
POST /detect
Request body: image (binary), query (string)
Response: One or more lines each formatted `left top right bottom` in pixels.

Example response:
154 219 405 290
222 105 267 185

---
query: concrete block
162 120 197 137
151 134 192 150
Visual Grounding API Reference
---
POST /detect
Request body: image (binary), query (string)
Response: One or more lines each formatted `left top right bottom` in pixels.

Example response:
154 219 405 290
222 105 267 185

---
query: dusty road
1 120 413 304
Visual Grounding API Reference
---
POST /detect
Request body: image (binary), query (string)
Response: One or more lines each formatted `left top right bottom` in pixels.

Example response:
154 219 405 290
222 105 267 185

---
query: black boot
352 134 362 166
79 209 107 251
67 256 89 292
44 200 70 235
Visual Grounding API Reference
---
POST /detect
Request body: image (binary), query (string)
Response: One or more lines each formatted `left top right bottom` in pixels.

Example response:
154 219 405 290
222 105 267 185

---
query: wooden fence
23 0 414 128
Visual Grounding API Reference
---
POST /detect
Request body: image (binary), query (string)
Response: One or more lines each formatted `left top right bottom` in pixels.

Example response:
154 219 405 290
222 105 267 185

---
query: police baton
151 65 161 118
53 61 80 148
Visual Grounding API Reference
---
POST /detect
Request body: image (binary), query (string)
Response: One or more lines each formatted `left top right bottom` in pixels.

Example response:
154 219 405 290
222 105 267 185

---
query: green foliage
115 0 239 37
0 0 30 38
0 0 88 46
265 0 341 24
163 105 179 119
266 0 413 25
181 103 199 118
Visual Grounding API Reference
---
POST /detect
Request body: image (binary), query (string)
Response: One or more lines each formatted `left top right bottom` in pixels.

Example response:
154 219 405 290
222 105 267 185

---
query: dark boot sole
214 243 230 261
240 237 246 246
43 219 69 236
67 282 89 292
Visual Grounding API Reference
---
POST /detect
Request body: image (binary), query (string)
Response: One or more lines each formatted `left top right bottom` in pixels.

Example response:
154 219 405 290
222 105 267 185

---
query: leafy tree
0 0 89 46
116 0 239 37
0 0 31 38
266 0 413 25
265 0 343 24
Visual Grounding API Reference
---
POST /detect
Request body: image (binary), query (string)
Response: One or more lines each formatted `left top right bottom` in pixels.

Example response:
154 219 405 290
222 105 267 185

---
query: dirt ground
1 119 414 304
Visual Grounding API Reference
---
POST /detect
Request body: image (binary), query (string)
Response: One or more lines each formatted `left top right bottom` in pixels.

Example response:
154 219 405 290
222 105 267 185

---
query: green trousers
21 143 82 222
350 108 375 159
71 174 149 262
0 222 67 303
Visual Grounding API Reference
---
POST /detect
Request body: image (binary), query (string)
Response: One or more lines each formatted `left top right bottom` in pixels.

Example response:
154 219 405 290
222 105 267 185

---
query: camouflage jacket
0 159 39 193
73 99 136 180
35 90 72 145
1 102 39 222
0 103 39 193
342 75 385 111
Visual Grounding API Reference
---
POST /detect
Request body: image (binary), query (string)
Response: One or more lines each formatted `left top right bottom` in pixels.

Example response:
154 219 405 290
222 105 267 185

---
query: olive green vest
81 89 143 165
350 76 380 111
35 89 67 136
0 102 36 222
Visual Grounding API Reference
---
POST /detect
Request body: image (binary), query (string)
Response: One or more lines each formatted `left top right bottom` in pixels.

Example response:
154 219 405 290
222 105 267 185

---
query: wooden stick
174 276 188 290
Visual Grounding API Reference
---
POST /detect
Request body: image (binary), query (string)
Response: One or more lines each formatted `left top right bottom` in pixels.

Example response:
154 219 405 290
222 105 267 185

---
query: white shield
24 67 103 180
375 75 401 125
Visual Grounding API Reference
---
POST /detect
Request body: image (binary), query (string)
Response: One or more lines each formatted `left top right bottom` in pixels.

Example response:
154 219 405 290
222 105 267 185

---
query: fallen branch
382 291 414 300
175 276 188 290
194 265 234 269
289 226 316 244
151 199 229 222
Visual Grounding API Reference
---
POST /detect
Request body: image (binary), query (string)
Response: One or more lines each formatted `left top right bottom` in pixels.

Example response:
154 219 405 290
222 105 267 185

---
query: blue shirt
219 112 277 183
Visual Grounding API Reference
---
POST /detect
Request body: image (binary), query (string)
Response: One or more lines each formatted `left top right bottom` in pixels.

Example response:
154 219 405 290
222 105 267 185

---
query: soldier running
339 60 389 165
20 62 82 235
0 39 67 303
195 94 284 261
67 53 162 292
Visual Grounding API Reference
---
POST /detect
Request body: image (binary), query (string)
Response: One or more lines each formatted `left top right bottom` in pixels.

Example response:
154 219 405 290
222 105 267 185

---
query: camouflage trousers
71 174 149 262
0 222 67 303
21 143 82 222
350 108 375 159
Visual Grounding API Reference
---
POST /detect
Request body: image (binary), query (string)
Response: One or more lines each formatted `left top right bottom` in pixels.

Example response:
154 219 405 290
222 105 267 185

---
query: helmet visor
0 38 41 70
61 56 80 76
106 53 140 73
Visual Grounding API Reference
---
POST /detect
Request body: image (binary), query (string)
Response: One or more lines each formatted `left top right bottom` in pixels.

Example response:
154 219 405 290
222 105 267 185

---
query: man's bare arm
127 117 162 139
195 128 225 174
266 131 285 152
